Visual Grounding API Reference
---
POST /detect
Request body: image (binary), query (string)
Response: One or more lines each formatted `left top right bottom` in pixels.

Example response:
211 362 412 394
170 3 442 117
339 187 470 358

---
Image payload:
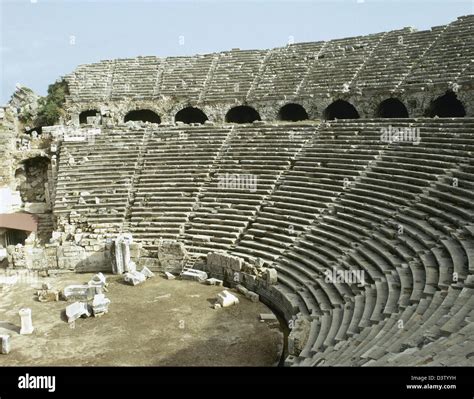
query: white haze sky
0 0 473 103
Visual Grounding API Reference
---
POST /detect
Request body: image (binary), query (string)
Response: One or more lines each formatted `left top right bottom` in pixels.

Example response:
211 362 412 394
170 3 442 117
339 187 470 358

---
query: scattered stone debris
19 308 34 335
124 267 154 286
124 270 147 286
65 302 90 323
164 271 176 280
91 294 111 317
216 290 239 308
181 269 208 282
37 288 59 302
0 335 10 354
206 278 223 286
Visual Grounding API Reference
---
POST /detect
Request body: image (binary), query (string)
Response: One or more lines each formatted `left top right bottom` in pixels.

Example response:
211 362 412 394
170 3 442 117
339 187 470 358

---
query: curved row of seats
129 125 232 248
264 119 474 366
54 128 148 232
181 124 314 254
65 16 474 104
53 118 473 366
402 15 474 89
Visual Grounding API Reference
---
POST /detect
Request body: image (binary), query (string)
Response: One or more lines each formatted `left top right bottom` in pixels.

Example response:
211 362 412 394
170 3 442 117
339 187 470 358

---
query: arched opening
425 91 466 117
376 98 409 118
124 109 161 124
278 103 309 122
175 107 208 124
225 106 261 124
79 110 100 124
323 100 360 120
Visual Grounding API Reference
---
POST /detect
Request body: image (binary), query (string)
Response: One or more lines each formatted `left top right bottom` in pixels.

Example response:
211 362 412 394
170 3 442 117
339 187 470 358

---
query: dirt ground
0 271 284 366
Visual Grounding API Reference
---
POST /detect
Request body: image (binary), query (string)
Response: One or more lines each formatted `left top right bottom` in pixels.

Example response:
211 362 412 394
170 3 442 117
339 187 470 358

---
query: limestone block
260 313 277 321
164 272 176 280
246 291 260 303
65 302 90 323
140 266 154 279
266 268 278 285
62 285 99 301
216 290 239 308
19 308 34 335
288 315 312 356
124 271 146 286
87 272 108 291
92 294 110 317
236 284 249 296
127 260 137 273
0 335 10 354
206 278 223 286
181 269 207 282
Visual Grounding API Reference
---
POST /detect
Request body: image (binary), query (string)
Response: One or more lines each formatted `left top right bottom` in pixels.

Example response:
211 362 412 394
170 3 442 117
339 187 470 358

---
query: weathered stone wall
62 16 474 124
138 240 188 273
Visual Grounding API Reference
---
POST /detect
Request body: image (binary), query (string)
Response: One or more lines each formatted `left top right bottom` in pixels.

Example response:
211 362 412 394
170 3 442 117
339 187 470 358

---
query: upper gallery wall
64 15 474 124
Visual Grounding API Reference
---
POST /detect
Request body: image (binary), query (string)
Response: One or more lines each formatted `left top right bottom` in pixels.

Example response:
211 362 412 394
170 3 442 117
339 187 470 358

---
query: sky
0 0 473 103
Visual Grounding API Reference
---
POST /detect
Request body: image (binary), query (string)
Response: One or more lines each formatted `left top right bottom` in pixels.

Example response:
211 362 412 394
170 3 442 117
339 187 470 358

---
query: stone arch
278 103 309 121
175 107 208 124
323 100 360 120
124 109 161 123
225 106 261 124
376 98 409 118
79 110 100 124
425 91 466 117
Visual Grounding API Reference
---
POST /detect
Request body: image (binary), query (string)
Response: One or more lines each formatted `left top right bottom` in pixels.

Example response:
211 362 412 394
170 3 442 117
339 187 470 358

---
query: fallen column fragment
19 308 34 335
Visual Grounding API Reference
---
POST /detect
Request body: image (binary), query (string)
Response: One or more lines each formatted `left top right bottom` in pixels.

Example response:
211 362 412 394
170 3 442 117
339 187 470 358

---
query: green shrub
35 80 69 126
